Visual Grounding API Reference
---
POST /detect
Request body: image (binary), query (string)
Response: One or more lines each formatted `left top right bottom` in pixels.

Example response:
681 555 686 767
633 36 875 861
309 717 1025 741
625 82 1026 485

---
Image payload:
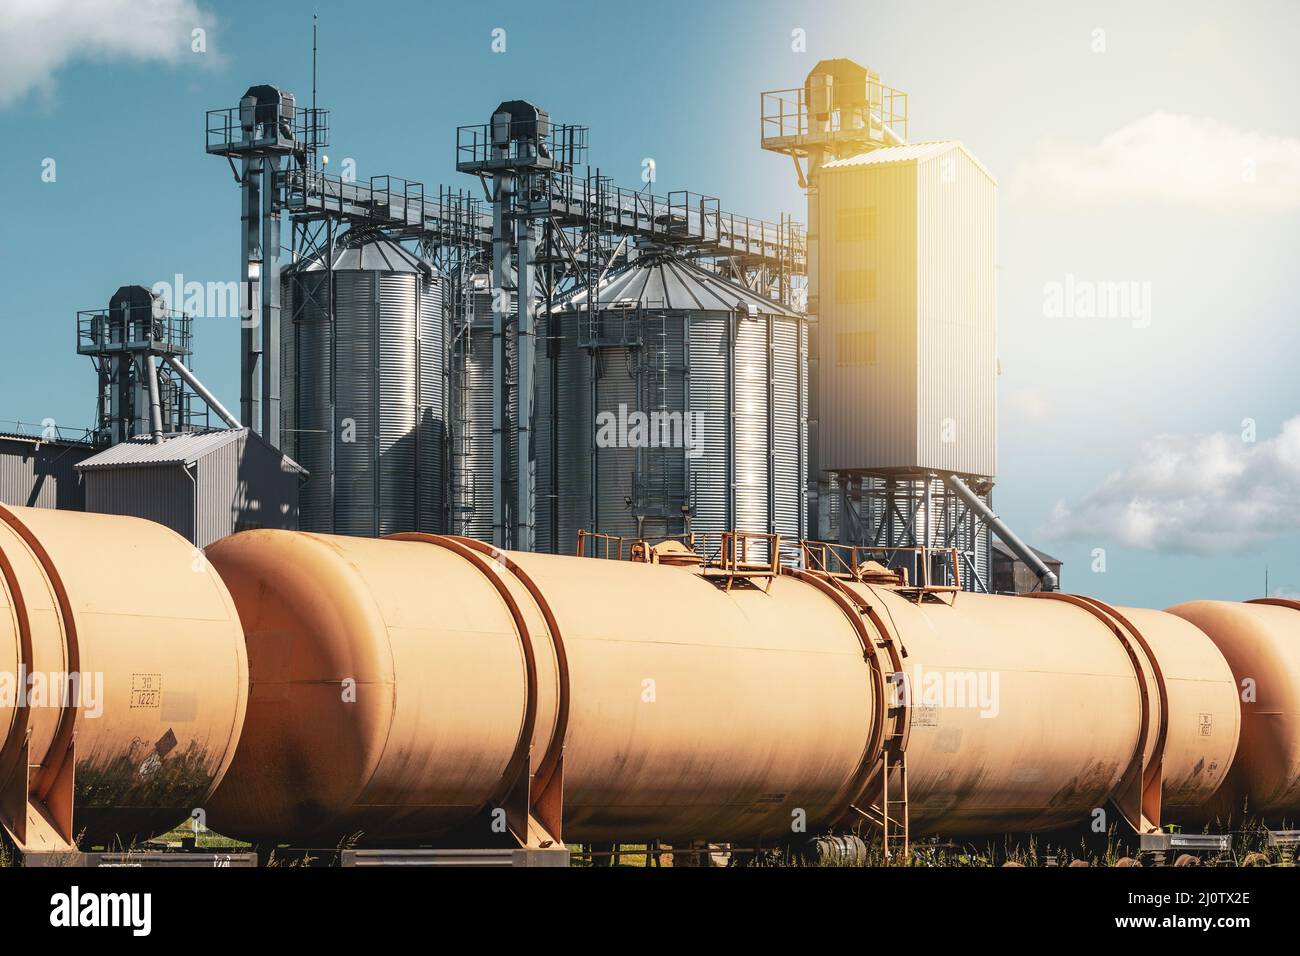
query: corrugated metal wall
817 159 918 474
85 466 195 544
536 310 592 553
195 432 301 549
916 148 997 478
816 144 996 479
286 263 446 537
0 437 90 510
532 307 806 562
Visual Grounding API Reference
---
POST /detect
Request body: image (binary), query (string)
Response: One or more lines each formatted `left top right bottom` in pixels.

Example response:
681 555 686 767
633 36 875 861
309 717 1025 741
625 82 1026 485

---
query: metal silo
543 252 806 561
282 233 447 536
536 308 592 553
451 274 518 542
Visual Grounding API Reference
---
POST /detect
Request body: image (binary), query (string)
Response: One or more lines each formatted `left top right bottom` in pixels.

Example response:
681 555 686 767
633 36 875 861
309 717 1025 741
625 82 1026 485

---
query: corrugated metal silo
452 275 518 542
282 233 447 536
542 253 806 561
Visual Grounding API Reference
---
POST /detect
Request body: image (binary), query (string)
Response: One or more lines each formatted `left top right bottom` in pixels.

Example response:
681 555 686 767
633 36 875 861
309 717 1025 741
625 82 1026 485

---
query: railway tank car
1167 599 1300 826
201 528 1251 849
6 509 1299 855
0 505 248 853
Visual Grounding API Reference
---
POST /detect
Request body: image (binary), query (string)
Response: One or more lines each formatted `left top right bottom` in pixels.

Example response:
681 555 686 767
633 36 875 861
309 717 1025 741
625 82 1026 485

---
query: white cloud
0 0 214 109
1042 417 1300 554
1010 112 1300 212
1003 387 1052 424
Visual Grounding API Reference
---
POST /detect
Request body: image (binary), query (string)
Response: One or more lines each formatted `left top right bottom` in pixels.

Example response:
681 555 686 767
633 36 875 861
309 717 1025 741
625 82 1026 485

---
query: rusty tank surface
0 504 248 852
204 529 1248 848
838 586 1241 834
1166 599 1300 825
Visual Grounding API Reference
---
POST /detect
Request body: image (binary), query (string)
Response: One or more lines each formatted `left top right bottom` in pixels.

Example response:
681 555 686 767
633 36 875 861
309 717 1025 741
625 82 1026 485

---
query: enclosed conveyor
204 529 1244 850
0 505 248 853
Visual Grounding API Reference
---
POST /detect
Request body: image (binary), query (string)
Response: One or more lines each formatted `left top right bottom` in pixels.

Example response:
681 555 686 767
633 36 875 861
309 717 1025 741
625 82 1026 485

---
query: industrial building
0 59 1063 587
0 428 92 511
75 429 302 549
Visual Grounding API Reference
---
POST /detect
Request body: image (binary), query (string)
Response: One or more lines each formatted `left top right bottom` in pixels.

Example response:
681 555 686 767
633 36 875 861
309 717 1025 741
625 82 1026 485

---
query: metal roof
554 254 801 317
289 234 429 274
821 140 996 183
992 540 1061 566
75 428 306 474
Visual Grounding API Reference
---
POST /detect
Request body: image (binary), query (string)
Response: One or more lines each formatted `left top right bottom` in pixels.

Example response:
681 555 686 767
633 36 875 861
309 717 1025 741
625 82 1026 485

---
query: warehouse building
0 429 93 511
75 428 304 548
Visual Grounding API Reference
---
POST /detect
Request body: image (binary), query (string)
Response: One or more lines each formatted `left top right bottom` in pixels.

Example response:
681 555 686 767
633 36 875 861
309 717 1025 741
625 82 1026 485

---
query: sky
0 0 1297 608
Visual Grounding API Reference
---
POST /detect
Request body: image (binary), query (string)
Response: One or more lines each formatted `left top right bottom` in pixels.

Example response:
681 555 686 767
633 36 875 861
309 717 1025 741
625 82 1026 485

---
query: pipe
164 357 241 429
943 473 1059 591
144 354 164 443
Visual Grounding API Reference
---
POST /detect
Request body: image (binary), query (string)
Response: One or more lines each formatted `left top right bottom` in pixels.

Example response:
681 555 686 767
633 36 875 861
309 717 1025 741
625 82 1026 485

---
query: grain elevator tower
762 59 1055 592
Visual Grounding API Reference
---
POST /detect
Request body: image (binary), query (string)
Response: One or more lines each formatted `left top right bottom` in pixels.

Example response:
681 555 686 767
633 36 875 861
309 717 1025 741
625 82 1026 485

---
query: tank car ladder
806 557 912 861
874 745 910 860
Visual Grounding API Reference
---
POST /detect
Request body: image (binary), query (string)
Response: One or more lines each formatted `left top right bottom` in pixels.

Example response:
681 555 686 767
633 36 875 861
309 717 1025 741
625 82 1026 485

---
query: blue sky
1 0 1298 608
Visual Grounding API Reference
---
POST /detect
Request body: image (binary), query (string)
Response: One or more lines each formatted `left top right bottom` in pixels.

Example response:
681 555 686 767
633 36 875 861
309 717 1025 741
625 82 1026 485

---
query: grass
5 819 1294 867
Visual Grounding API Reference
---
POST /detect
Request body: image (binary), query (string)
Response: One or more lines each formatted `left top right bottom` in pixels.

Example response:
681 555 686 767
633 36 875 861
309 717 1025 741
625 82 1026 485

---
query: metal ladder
829 574 911 861
877 739 910 860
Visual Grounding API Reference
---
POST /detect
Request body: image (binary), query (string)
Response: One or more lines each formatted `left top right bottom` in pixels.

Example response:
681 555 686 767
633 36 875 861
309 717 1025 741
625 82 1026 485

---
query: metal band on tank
1247 597 1300 612
383 533 540 811
780 566 891 827
1024 592 1169 828
0 519 36 800
0 504 81 801
443 536 570 795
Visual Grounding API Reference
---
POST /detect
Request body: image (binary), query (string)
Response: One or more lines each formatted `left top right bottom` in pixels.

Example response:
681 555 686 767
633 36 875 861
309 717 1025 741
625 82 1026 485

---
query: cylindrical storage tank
282 233 447 537
452 275 517 543
837 586 1239 834
202 529 559 845
0 505 247 849
507 550 873 840
202 527 1240 847
536 309 592 554
542 254 807 562
1165 599 1300 824
204 529 876 845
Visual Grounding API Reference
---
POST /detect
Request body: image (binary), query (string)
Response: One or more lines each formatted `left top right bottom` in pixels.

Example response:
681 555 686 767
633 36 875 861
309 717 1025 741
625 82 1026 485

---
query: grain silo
282 232 447 536
449 272 519 543
539 252 806 562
